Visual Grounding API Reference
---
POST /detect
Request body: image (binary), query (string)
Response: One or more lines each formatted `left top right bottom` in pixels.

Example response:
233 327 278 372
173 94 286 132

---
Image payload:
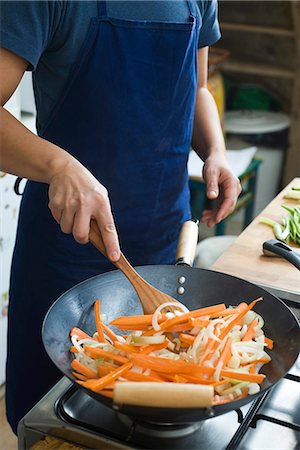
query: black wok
42 260 299 424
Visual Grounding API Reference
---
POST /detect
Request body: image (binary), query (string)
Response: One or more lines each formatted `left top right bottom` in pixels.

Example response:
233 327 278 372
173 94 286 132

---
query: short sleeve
0 1 62 70
197 0 221 48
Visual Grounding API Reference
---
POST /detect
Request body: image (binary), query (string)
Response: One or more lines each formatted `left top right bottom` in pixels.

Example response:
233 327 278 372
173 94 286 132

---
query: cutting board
211 178 300 302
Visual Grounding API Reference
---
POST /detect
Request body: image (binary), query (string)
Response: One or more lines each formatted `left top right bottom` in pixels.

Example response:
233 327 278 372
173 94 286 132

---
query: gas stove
18 355 300 450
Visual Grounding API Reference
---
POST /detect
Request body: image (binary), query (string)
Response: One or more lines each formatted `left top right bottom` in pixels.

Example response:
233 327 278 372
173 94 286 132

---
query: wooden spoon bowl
89 220 198 315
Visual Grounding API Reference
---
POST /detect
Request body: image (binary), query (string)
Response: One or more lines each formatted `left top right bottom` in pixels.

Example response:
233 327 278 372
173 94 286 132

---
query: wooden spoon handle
89 219 143 282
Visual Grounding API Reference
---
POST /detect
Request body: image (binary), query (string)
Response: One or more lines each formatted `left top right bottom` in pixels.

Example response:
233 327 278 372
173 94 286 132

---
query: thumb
206 179 219 199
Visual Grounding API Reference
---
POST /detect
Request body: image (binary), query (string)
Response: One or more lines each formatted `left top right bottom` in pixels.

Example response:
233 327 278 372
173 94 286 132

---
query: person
0 0 241 434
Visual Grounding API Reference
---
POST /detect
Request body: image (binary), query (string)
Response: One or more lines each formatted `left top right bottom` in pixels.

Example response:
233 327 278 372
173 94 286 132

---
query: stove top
19 356 300 450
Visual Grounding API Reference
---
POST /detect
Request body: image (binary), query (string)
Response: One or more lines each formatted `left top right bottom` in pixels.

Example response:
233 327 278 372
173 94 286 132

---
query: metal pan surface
42 265 299 424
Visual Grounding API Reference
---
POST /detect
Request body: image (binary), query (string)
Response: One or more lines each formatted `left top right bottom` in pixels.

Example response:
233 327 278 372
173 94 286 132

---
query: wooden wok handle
113 382 213 408
176 220 199 267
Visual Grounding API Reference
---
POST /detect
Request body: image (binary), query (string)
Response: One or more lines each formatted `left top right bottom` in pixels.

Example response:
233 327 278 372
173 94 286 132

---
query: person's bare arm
192 47 241 227
0 48 120 260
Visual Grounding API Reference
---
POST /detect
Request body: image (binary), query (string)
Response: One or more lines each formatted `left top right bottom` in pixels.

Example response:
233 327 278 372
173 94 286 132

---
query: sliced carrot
110 314 166 327
71 371 88 381
179 333 195 346
138 342 169 354
143 304 226 336
101 323 119 343
123 371 164 383
70 327 93 340
215 336 232 370
71 359 97 379
131 354 214 376
218 298 262 341
265 337 274 350
114 341 141 354
70 346 79 353
84 346 130 364
242 319 258 342
188 318 210 328
99 389 113 398
98 363 116 377
76 362 132 393
220 369 265 384
94 299 106 343
240 357 271 366
209 308 240 318
173 374 188 383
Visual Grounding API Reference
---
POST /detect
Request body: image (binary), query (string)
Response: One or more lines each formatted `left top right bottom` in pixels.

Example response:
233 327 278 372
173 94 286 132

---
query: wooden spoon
89 219 198 314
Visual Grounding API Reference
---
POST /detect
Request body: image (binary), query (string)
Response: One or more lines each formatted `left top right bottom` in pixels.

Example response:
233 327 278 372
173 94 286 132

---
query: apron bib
6 0 199 432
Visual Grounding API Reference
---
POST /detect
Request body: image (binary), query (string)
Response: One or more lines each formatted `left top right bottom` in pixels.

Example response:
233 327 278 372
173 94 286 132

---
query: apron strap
97 0 107 17
186 0 196 17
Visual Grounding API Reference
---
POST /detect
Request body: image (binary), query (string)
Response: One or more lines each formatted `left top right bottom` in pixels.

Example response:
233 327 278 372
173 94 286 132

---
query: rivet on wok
177 286 185 295
178 276 186 284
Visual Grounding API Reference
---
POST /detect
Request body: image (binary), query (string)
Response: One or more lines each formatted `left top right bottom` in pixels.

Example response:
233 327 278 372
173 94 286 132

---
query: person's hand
48 159 120 261
201 153 242 228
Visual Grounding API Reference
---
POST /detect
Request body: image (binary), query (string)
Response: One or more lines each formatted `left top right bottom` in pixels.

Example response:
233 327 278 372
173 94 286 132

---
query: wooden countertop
211 178 300 302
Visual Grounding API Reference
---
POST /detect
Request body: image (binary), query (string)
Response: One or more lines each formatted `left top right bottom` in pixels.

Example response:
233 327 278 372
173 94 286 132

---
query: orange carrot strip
114 341 141 354
146 304 226 335
220 369 265 384
76 362 132 392
71 371 88 381
218 298 262 342
70 346 79 353
84 346 129 364
249 363 256 374
98 363 116 377
188 318 210 328
199 338 216 365
177 374 214 385
94 299 106 343
240 357 271 366
173 374 188 383
99 390 113 398
265 337 274 350
71 359 98 379
131 354 214 376
138 342 169 354
110 314 166 327
209 308 240 318
179 333 196 346
70 327 93 340
242 319 258 342
215 337 232 369
101 323 119 343
123 371 164 383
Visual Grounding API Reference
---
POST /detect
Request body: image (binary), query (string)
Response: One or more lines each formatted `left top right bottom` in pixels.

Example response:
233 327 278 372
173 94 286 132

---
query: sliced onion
248 383 260 395
152 301 189 331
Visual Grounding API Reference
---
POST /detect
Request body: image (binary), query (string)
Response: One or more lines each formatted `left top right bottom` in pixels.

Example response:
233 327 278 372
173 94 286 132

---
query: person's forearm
191 86 226 160
0 106 76 183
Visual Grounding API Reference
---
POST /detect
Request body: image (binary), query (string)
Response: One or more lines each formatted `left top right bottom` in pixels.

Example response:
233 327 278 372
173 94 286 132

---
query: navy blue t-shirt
0 0 221 131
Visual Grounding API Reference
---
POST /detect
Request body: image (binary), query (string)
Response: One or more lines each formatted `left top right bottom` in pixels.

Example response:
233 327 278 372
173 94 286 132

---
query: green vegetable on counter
259 204 300 245
283 186 300 200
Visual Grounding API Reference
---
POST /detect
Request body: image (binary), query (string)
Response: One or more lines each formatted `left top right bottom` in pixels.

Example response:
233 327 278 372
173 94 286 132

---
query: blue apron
6 0 199 433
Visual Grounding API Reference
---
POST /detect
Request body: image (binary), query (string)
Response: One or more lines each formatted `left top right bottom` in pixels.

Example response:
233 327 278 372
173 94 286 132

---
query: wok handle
176 220 199 267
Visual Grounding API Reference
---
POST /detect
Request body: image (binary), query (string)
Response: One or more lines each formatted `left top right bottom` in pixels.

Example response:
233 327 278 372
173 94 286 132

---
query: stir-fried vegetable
260 204 300 245
70 298 272 406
